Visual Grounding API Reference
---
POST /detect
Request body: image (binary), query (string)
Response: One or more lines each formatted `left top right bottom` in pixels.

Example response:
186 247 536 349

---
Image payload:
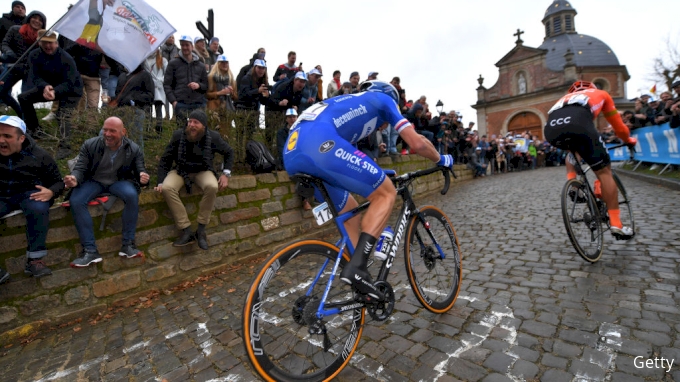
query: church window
545 21 551 37
565 15 572 31
553 17 562 33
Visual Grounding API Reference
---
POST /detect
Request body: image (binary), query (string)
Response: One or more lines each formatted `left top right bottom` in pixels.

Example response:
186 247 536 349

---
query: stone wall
0 155 473 339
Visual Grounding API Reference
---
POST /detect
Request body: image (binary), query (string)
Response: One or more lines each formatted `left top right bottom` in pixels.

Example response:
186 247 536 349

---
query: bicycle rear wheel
404 206 462 313
613 172 635 234
561 179 604 262
242 240 364 382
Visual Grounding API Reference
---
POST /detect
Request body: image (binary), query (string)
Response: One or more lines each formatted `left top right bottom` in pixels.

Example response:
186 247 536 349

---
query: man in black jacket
267 71 306 113
163 35 207 129
0 115 63 281
64 117 149 267
154 110 233 250
18 29 83 159
0 1 24 44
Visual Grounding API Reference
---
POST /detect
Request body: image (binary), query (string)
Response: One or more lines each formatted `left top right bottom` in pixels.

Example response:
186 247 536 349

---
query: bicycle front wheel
561 179 604 262
404 206 462 313
242 240 364 382
613 172 635 234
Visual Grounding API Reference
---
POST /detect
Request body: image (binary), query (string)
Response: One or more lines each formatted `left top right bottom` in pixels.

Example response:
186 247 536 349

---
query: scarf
19 24 38 45
176 129 214 193
333 78 341 90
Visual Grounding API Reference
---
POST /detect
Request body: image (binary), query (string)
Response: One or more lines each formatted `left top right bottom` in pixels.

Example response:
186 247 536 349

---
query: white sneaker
611 225 634 240
42 112 56 122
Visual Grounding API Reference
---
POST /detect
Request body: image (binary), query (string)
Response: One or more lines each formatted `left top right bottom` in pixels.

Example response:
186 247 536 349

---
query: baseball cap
475 147 482 151
285 108 298 116
294 72 308 81
672 81 680 88
368 71 379 77
216 54 229 62
308 68 322 76
0 115 27 134
179 35 193 44
253 59 266 67
194 36 204 44
37 29 57 42
648 96 658 103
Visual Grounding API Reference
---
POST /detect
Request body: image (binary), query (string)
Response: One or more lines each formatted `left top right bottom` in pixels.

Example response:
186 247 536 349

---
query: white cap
216 54 229 62
0 115 26 134
253 59 266 67
294 72 308 81
368 71 379 77
194 36 204 44
179 35 193 44
285 108 298 116
308 68 322 76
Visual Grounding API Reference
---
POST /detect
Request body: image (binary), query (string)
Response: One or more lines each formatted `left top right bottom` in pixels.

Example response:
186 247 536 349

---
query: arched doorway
508 111 543 139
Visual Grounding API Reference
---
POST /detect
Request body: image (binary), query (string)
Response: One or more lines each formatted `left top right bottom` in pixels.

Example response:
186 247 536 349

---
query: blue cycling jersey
291 92 412 144
283 92 412 211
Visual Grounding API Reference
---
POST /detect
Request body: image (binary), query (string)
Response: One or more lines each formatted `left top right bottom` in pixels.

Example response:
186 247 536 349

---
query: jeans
416 130 435 144
70 180 139 251
381 124 398 154
175 102 206 129
0 191 52 258
106 74 118 98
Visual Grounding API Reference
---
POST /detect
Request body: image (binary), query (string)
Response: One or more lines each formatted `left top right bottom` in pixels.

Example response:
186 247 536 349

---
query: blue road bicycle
242 166 463 381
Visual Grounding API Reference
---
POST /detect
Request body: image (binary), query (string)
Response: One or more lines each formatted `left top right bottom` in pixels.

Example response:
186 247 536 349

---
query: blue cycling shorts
283 121 387 211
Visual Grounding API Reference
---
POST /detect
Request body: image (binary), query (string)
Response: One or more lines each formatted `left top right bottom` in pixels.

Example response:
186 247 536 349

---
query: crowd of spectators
2 0 680 285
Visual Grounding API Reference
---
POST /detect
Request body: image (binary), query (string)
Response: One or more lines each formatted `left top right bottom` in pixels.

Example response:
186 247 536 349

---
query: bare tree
650 37 680 91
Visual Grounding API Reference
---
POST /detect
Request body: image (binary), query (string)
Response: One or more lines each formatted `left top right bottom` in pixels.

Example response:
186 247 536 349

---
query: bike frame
567 142 634 234
297 167 450 320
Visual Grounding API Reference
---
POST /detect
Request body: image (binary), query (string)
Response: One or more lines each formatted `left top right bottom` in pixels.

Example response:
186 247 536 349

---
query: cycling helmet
359 80 399 104
568 80 597 93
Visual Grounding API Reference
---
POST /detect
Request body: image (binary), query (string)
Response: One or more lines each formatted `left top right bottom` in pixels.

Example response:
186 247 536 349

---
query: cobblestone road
1 167 680 382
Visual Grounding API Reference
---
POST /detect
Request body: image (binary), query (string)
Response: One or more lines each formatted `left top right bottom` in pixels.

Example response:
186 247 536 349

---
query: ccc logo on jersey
549 116 571 126
287 130 299 152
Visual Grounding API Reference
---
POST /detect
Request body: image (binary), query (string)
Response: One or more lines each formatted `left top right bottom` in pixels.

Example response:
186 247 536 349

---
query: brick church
472 0 631 139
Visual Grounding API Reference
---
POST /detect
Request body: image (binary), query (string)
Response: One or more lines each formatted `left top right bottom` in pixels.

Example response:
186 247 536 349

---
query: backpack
246 140 277 174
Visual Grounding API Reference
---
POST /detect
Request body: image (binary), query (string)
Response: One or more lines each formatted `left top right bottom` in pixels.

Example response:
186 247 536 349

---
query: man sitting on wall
64 117 149 267
0 115 64 282
155 110 234 250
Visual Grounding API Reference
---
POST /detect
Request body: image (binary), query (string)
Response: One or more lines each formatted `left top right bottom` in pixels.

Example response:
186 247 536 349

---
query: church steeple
543 0 577 40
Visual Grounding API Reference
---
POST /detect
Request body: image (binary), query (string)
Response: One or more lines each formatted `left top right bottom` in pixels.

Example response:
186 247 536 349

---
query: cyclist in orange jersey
544 80 637 239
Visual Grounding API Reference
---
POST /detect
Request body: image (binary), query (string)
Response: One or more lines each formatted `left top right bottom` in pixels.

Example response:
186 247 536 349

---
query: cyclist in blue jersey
283 81 454 300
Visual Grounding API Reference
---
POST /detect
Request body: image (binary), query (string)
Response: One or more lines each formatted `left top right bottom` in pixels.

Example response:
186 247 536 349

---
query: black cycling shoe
340 264 384 301
568 188 586 203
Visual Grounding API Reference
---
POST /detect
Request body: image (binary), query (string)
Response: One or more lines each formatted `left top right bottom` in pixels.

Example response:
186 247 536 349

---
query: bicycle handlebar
607 141 636 159
392 166 456 196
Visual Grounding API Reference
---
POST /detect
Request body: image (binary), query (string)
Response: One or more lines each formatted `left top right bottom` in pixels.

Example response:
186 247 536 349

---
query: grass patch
620 162 680 180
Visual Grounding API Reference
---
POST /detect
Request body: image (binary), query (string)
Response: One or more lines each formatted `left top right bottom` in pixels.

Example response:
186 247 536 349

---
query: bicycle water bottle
374 226 394 261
